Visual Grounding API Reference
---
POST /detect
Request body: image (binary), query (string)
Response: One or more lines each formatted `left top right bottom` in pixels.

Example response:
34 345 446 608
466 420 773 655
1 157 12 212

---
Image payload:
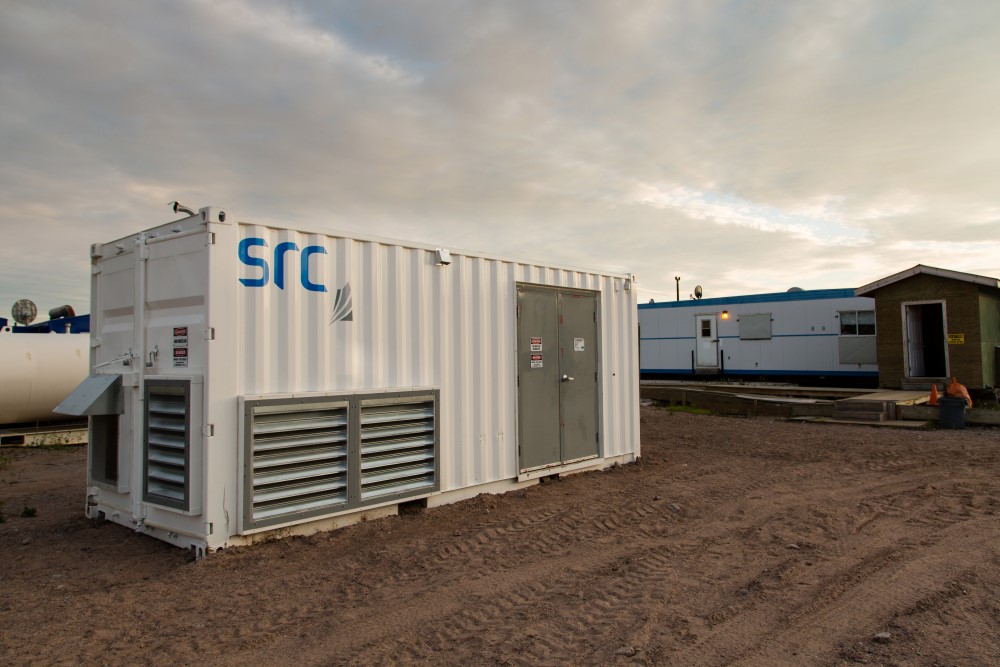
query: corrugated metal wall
232 224 639 494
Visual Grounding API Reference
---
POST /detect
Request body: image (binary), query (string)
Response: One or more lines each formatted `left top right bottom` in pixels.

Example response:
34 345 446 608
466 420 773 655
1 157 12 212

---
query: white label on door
530 353 543 368
574 338 585 352
530 337 543 352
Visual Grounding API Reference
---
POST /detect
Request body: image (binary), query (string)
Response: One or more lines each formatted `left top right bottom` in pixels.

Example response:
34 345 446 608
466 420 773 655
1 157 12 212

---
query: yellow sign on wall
947 333 965 344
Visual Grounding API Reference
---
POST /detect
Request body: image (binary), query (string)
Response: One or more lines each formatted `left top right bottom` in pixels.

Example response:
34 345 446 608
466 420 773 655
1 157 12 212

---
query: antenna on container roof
170 201 196 216
11 299 37 325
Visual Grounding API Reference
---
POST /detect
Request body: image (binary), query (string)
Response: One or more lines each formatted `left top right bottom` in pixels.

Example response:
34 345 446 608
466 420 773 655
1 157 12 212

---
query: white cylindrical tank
0 334 89 424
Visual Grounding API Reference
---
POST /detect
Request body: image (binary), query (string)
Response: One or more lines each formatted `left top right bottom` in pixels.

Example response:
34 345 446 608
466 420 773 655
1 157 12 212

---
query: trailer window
840 310 875 336
739 313 772 340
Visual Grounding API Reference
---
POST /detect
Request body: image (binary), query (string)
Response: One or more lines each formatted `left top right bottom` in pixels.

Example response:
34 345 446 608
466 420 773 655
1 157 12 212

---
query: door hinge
595 371 598 382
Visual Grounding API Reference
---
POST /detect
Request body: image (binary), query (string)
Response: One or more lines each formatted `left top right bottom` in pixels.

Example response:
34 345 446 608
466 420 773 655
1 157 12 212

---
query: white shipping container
60 207 640 554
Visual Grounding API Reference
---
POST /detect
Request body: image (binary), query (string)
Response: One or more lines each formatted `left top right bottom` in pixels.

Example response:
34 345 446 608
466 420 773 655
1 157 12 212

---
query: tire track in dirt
748 518 999 665
247 464 989 658
336 546 682 666
658 509 1000 666
226 449 879 662
284 463 889 663
8 411 1000 666
224 463 796 664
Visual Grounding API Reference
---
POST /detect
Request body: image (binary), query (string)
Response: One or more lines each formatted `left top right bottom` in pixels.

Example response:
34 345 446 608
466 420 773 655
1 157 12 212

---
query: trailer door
695 315 719 369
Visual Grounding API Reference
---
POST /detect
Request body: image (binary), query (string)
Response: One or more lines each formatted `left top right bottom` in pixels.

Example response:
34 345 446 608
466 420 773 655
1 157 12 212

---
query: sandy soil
2 407 999 666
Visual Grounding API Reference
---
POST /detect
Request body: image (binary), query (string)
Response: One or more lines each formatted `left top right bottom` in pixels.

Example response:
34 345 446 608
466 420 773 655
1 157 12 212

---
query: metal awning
53 374 123 416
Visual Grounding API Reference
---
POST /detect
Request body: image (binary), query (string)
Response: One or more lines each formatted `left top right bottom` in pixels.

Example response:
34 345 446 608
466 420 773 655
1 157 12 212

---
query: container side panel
94 252 136 370
599 275 639 459
234 224 637 493
145 234 209 375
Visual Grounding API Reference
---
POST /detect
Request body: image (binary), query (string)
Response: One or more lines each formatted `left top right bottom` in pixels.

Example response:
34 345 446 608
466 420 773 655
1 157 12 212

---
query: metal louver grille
144 380 190 510
360 399 436 501
249 403 349 524
242 390 439 533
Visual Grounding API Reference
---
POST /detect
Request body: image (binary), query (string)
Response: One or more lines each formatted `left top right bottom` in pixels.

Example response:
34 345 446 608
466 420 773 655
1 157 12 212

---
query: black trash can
938 396 966 429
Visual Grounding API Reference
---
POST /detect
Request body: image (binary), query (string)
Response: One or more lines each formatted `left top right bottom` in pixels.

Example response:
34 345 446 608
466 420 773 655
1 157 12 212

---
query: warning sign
947 333 965 344
172 325 190 366
530 337 543 352
530 353 543 369
574 337 585 352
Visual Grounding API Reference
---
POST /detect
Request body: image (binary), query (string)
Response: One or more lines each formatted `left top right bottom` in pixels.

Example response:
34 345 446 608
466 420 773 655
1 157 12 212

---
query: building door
695 315 719 369
904 302 947 378
517 285 600 472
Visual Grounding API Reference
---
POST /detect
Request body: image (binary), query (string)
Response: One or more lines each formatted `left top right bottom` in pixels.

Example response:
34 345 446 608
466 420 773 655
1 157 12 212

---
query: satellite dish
693 285 703 299
12 299 38 325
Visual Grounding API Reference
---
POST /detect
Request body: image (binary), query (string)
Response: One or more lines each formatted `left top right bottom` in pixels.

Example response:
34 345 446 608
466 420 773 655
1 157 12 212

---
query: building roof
855 264 1000 296
639 288 860 310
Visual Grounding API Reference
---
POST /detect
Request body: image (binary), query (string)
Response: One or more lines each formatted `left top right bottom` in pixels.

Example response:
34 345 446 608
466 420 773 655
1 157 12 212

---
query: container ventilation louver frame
246 399 350 525
143 379 192 511
359 397 437 501
242 389 440 532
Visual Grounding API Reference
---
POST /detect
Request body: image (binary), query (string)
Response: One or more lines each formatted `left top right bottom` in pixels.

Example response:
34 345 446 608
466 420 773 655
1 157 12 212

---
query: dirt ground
2 408 999 666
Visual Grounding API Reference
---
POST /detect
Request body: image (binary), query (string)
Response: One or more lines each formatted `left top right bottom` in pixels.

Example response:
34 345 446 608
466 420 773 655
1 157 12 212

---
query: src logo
237 237 327 292
238 237 354 322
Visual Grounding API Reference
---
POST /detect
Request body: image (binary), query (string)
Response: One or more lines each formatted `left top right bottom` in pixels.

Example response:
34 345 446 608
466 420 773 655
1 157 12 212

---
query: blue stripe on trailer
639 288 857 310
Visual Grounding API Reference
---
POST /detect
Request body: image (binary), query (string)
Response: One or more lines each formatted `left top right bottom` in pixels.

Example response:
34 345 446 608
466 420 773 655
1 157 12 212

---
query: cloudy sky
2 0 998 317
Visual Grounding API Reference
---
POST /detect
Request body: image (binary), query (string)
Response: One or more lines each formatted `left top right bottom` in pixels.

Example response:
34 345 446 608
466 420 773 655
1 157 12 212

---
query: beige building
855 265 1000 391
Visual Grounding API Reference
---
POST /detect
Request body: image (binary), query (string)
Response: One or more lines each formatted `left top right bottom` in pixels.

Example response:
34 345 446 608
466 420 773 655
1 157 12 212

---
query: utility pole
675 276 680 302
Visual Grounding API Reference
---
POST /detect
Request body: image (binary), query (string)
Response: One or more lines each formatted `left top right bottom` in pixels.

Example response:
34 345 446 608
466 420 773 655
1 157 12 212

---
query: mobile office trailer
59 207 640 555
639 289 878 387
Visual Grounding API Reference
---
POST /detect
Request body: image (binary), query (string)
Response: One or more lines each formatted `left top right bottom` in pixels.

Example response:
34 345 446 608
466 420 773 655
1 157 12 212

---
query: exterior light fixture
435 249 452 265
721 310 730 320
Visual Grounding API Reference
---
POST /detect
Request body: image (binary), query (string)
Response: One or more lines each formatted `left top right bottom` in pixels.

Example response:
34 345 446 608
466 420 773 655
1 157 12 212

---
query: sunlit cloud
1 0 999 312
196 0 421 84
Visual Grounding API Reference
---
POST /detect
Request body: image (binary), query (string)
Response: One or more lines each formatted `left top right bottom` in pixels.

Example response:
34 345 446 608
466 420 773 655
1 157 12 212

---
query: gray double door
516 284 600 472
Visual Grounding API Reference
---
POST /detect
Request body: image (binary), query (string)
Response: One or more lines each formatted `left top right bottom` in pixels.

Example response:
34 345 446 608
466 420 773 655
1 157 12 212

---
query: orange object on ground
945 376 973 408
929 383 939 406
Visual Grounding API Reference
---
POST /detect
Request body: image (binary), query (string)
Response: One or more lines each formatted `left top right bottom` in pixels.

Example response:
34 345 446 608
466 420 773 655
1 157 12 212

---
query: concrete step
833 410 887 422
902 381 944 392
836 400 888 413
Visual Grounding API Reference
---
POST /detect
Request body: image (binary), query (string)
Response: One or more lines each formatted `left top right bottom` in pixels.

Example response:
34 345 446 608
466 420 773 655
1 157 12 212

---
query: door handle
562 374 575 382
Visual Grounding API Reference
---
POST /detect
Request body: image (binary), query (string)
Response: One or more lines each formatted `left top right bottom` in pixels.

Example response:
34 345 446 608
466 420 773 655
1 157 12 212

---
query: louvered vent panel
359 400 436 501
144 383 190 510
249 404 349 525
